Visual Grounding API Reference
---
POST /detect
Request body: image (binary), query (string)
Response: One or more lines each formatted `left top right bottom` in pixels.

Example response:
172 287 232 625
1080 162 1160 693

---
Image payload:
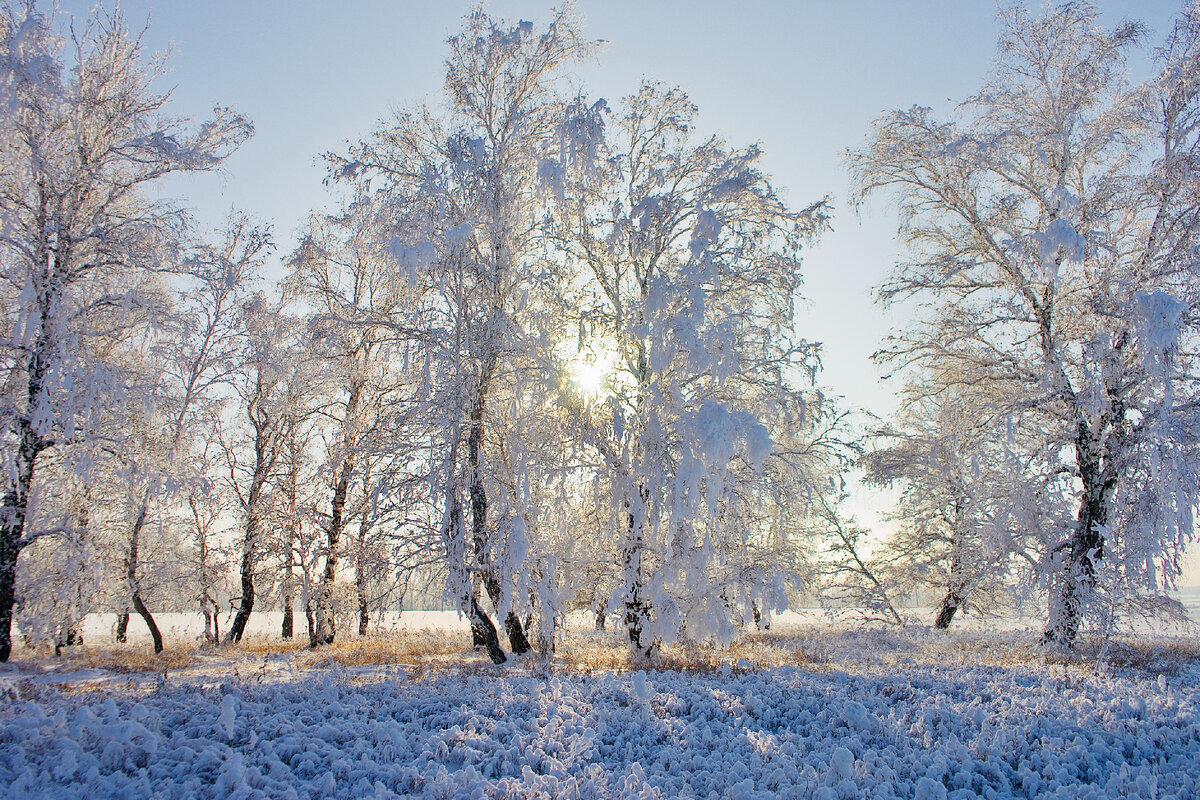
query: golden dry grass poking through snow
5 616 1199 685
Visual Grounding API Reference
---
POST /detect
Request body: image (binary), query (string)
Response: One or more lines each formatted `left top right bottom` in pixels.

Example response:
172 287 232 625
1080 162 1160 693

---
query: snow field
2 659 1198 799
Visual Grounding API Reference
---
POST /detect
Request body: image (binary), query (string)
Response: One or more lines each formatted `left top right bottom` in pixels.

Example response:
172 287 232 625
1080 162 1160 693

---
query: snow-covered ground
2 610 1198 800
2 653 1198 799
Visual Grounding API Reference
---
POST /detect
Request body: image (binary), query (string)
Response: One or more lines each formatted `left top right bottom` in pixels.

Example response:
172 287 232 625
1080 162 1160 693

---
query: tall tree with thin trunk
287 196 407 647
330 7 596 663
223 297 290 644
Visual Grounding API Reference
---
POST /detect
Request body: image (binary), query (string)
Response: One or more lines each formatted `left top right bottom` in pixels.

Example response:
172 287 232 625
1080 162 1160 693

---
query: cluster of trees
3 1 1199 665
0 2 848 665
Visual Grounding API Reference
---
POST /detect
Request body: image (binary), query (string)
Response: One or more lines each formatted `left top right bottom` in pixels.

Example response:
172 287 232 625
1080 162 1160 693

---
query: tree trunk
621 479 661 663
0 529 20 663
934 587 963 630
282 424 301 641
471 575 488 647
448 494 506 664
125 503 163 653
312 461 352 646
355 498 370 637
623 498 655 663
935 536 966 630
483 573 531 654
132 592 163 653
1044 421 1113 648
116 609 130 643
55 492 90 656
203 603 218 644
466 362 530 655
226 556 255 643
228 388 279 645
226 502 261 644
313 381 365 647
281 597 294 639
0 402 50 661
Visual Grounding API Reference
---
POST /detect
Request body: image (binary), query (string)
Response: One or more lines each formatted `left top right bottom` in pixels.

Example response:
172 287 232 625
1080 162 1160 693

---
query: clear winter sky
52 0 1200 584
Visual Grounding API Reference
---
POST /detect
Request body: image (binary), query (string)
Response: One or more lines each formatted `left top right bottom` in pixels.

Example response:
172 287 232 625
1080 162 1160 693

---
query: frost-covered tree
222 295 291 644
0 3 250 661
329 7 596 663
851 2 1200 647
547 82 829 659
863 396 1053 628
287 195 415 647
111 217 267 652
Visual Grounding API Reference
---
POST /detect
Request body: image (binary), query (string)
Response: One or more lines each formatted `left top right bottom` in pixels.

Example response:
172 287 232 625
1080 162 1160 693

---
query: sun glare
568 345 617 399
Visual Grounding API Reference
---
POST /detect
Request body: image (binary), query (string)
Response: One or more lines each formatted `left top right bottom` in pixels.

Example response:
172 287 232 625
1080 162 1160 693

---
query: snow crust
2 657 1197 799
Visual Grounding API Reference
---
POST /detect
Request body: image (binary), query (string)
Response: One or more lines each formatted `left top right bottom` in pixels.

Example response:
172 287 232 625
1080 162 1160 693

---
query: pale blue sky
53 0 1200 582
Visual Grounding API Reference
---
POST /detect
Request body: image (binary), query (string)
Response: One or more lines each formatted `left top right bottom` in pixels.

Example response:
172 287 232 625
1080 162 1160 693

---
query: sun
574 355 607 395
567 344 618 399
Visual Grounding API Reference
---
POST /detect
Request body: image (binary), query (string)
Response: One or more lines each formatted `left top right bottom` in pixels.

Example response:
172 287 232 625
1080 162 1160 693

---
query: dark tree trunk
934 588 962 630
116 609 130 643
355 497 371 637
466 363 529 656
190 495 220 645
0 529 21 663
312 459 351 647
1044 421 1114 648
226 502 261 644
226 576 254 643
0 310 58 663
228 385 279 645
935 539 966 630
125 504 163 653
469 596 506 664
132 591 163 653
623 485 656 663
595 598 608 631
0 399 51 661
449 497 505 664
282 426 301 642
304 600 316 642
312 382 363 648
483 573 531 654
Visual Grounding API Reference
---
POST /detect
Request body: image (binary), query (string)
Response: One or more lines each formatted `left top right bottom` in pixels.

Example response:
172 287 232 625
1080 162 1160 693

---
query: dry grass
1087 636 1200 674
8 622 1198 685
6 642 202 676
292 631 465 670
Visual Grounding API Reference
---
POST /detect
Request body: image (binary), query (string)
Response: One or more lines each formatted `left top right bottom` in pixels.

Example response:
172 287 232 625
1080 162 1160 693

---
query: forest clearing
4 0 1200 796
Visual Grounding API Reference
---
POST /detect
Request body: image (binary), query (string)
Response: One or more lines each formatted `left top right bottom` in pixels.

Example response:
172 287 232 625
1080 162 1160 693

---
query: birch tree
330 7 595 663
287 195 412 647
223 295 290 644
547 82 829 659
851 1 1200 647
